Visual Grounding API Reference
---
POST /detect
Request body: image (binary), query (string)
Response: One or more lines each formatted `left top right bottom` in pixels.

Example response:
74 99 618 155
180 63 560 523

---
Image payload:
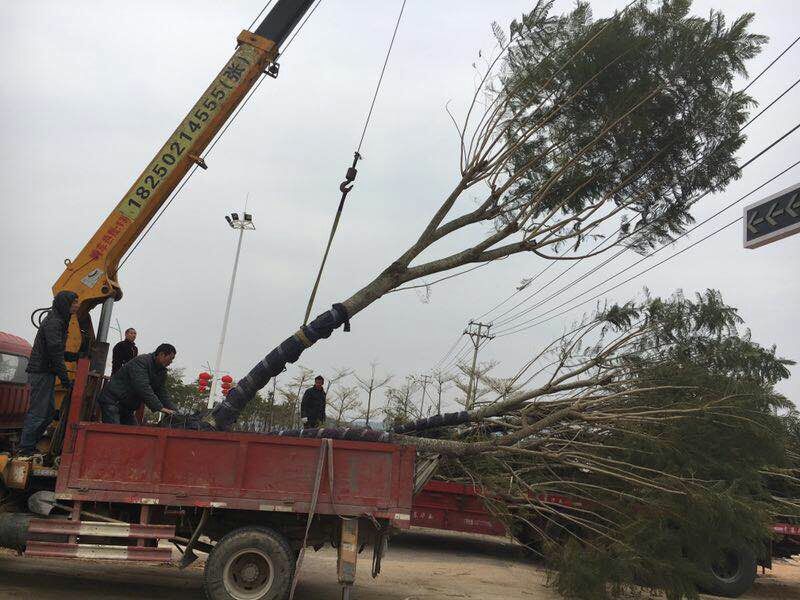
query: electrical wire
495 154 800 337
492 122 800 334
473 33 800 324
497 216 743 337
489 78 800 330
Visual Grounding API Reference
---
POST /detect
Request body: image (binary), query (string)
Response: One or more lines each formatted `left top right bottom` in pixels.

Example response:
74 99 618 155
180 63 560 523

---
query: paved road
0 530 543 600
1 530 798 599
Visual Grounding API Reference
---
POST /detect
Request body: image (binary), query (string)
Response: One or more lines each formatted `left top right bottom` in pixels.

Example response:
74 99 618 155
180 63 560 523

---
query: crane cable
302 0 408 325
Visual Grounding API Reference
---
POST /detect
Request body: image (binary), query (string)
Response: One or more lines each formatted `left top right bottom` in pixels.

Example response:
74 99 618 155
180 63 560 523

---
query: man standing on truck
301 375 326 429
111 327 138 374
97 343 177 425
17 290 79 457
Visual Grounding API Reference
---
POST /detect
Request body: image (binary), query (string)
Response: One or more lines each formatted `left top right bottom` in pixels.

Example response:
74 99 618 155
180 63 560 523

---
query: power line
474 33 800 324
492 119 800 332
497 216 743 337
434 332 466 369
495 154 800 337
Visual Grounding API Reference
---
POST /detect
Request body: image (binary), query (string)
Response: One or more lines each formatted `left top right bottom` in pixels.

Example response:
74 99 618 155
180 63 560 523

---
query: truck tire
699 545 757 598
204 526 295 600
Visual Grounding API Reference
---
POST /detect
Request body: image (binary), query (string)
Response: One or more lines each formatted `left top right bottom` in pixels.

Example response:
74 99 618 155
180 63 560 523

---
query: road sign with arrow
743 181 800 249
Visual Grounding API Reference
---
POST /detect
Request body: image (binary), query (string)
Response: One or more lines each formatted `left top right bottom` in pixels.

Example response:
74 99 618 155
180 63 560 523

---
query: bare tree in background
328 385 362 427
355 362 393 428
324 367 353 394
278 365 313 429
384 377 419 427
453 361 498 409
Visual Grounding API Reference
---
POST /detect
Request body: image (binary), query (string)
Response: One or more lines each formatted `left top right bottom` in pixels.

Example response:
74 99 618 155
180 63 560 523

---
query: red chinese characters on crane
90 214 132 260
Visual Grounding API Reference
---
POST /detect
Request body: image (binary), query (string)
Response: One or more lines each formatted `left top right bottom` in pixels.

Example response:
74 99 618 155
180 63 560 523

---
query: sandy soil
0 529 797 599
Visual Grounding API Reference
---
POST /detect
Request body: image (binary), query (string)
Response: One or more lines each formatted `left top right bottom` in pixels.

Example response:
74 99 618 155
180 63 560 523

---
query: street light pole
208 211 255 408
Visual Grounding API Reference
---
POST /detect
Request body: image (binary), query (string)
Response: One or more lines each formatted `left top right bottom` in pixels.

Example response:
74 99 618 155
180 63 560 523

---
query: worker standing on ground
111 327 138 375
97 343 177 425
18 291 79 457
301 375 326 429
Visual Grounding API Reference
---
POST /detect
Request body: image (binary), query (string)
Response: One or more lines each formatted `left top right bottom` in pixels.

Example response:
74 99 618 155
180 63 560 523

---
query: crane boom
51 0 315 365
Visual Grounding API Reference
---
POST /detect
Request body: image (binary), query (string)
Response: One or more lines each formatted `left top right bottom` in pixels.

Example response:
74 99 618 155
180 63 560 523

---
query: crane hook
339 152 362 195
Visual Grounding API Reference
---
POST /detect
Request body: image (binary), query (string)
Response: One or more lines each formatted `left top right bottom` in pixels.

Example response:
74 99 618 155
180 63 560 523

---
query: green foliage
163 368 207 414
500 0 766 251
445 289 795 600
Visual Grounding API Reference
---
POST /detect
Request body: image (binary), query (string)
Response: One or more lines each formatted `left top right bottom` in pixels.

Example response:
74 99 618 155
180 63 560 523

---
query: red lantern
198 371 212 392
220 376 233 396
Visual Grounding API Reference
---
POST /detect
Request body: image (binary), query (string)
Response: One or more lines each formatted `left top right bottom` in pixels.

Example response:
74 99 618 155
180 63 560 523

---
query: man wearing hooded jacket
97 343 177 425
18 290 79 456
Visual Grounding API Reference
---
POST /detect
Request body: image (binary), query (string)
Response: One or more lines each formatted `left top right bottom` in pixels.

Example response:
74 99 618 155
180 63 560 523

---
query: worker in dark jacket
111 327 138 374
97 343 177 425
300 375 326 429
18 290 79 456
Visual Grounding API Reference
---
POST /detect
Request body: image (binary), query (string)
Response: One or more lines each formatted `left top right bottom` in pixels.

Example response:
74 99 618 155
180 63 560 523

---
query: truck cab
0 331 32 451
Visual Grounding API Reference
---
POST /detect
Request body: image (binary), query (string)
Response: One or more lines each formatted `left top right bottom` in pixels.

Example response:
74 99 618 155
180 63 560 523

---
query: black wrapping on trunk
278 426 391 443
213 304 349 429
392 410 470 434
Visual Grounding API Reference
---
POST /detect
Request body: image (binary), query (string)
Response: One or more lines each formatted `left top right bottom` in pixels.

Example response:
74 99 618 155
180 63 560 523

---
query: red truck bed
412 480 507 536
55 421 416 527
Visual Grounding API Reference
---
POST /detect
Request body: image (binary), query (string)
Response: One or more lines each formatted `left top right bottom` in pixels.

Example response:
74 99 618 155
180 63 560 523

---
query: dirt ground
0 529 798 599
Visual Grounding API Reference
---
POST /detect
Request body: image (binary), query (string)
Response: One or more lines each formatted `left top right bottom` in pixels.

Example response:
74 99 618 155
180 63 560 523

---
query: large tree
434 289 798 599
210 0 765 430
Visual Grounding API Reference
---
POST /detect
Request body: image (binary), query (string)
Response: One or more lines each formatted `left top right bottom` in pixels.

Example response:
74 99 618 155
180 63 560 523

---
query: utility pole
464 321 494 410
208 209 255 408
416 374 431 417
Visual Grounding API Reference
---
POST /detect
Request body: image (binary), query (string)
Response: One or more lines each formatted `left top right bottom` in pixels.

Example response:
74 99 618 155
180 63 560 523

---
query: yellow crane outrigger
49 0 315 378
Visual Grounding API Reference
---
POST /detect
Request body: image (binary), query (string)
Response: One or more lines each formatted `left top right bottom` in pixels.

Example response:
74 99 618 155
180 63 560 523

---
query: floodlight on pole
208 209 256 408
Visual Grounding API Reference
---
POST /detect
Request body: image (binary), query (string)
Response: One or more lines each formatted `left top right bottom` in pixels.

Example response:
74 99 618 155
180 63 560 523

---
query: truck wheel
204 526 295 600
699 545 757 598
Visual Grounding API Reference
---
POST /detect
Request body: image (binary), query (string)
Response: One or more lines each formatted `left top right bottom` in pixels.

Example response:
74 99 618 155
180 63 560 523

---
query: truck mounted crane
50 0 315 384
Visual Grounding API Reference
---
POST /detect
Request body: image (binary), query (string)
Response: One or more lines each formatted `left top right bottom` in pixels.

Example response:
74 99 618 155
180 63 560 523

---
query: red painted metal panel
773 522 800 538
0 384 29 430
25 541 172 562
0 331 31 431
0 332 32 357
56 421 415 527
412 480 508 537
27 519 174 539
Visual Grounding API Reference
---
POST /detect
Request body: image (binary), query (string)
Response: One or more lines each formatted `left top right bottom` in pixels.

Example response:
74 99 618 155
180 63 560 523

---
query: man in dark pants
18 290 79 457
97 343 177 425
301 375 326 429
111 327 138 375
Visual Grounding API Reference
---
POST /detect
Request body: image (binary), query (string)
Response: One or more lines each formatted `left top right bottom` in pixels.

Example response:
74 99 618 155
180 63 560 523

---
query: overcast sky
1 0 797 415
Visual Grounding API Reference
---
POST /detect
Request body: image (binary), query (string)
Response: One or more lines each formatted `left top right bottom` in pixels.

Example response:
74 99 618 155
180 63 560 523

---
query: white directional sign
743 181 800 249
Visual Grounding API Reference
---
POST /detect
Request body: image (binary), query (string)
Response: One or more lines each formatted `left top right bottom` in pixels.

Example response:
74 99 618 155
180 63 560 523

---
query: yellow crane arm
50 1 314 363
